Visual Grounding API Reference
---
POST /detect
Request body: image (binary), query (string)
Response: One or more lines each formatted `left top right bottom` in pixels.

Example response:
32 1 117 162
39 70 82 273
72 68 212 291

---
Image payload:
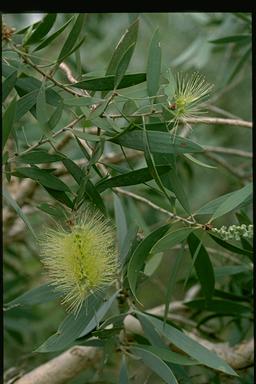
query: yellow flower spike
39 208 118 315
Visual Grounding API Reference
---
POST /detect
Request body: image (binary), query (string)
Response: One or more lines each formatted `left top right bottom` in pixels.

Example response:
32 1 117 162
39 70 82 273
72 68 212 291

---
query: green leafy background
2 12 252 384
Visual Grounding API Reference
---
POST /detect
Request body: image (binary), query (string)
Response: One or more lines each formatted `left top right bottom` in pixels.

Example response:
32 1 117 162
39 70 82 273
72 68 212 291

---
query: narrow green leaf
115 42 136 88
208 233 253 259
138 312 194 382
15 21 41 35
164 246 185 323
187 233 215 301
106 19 139 76
3 188 37 239
139 313 238 376
147 28 161 97
163 68 176 100
162 165 191 214
63 96 103 107
119 225 139 266
57 14 85 63
2 70 17 102
214 289 251 303
111 129 203 154
36 82 50 133
2 97 16 150
184 154 216 169
184 299 251 315
5 283 62 310
143 118 174 207
59 36 85 64
62 158 83 184
114 194 127 251
34 16 74 51
87 139 105 170
14 167 70 192
144 252 163 277
25 14 57 45
74 176 106 214
37 202 67 219
16 150 65 164
209 34 251 44
214 265 251 279
151 227 194 253
128 224 170 304
96 166 170 192
131 346 178 384
196 185 252 216
133 344 197 366
37 293 105 352
72 130 102 142
210 183 252 221
15 89 38 120
15 76 43 93
48 102 63 130
138 312 167 347
119 355 129 384
227 46 251 84
72 73 146 91
43 187 73 209
79 292 118 337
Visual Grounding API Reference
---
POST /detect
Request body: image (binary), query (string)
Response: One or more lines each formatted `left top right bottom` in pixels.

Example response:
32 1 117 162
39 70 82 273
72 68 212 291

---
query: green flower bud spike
212 224 253 241
39 208 118 315
165 71 214 140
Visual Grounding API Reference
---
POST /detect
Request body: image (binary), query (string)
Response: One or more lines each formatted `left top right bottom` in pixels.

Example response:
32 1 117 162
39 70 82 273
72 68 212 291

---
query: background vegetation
3 12 253 384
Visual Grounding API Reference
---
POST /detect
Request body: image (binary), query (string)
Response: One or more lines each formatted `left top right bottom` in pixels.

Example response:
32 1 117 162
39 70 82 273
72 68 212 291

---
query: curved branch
13 346 102 384
183 117 252 128
13 312 254 384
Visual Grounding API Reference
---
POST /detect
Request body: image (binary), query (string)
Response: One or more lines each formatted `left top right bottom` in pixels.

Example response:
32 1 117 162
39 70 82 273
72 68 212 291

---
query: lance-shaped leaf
131 345 178 384
147 28 161 97
34 16 74 51
25 14 57 45
57 14 85 63
111 129 203 154
106 19 139 76
72 73 146 91
5 283 62 310
3 188 37 239
2 97 16 150
96 165 170 192
36 293 105 352
187 232 215 302
138 313 238 376
128 224 170 304
13 167 70 192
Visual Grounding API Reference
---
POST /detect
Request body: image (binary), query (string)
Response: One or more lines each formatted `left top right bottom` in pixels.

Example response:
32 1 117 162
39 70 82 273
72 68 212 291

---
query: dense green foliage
3 13 252 384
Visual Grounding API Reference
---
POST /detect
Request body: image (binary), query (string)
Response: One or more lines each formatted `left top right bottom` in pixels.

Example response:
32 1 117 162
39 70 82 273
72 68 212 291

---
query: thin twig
183 117 252 128
104 111 252 128
59 62 91 97
207 105 242 120
12 44 83 97
115 187 197 226
204 152 251 180
7 116 84 163
204 146 252 159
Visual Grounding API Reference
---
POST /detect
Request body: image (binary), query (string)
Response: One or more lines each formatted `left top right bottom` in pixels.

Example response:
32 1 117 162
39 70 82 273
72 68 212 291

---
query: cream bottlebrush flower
39 209 118 315
165 71 214 137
